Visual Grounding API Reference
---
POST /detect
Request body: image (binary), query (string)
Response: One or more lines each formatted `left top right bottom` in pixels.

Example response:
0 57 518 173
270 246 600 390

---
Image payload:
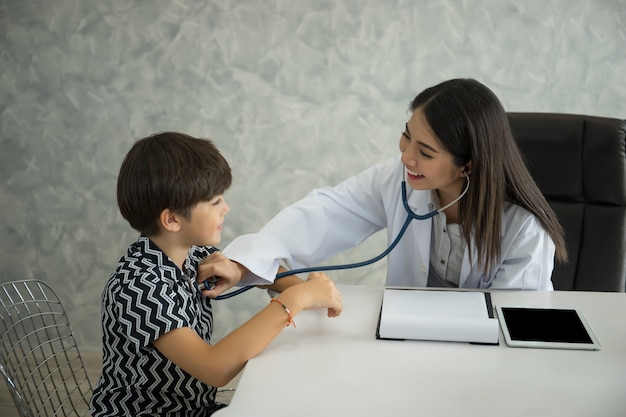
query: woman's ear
462 161 472 176
158 208 182 233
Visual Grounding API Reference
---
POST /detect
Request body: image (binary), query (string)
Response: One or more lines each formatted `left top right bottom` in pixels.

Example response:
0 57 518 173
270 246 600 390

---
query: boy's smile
182 195 230 247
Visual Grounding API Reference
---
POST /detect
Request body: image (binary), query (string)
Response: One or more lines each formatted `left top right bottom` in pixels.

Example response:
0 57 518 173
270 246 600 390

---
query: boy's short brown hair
117 132 232 236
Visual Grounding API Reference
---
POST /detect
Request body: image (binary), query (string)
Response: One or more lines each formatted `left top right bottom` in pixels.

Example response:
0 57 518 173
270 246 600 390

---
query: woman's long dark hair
411 79 567 274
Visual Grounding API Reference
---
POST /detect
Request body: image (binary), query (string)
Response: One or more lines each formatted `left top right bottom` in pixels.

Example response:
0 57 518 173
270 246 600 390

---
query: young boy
90 132 342 416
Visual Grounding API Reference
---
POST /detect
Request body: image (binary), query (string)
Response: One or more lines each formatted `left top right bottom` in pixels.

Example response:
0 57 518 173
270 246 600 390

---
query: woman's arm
257 266 304 292
222 157 399 285
484 206 556 290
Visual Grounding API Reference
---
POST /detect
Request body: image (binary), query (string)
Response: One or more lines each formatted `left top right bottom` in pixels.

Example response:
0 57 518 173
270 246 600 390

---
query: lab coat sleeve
484 207 556 291
220 232 294 286
223 159 395 286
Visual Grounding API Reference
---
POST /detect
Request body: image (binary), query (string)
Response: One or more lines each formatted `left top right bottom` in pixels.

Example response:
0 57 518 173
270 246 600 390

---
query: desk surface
215 286 626 417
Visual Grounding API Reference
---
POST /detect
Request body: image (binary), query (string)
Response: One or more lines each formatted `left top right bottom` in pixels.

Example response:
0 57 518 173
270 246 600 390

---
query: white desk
215 285 626 417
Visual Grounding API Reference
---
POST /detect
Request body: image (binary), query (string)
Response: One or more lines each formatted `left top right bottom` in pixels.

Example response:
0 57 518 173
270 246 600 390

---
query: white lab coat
223 155 555 290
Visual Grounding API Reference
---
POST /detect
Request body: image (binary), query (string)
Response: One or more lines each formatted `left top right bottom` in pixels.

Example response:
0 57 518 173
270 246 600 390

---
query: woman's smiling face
399 108 466 195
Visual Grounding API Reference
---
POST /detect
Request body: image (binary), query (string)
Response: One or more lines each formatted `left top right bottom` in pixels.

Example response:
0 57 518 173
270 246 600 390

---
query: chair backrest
0 280 93 417
508 113 626 291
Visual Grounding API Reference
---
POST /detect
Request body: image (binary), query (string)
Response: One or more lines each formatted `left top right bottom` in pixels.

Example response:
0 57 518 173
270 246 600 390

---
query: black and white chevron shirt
90 236 220 416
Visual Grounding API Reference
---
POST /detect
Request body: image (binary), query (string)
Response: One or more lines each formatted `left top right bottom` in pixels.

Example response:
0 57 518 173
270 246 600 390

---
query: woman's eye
420 150 433 159
401 131 410 140
212 198 222 206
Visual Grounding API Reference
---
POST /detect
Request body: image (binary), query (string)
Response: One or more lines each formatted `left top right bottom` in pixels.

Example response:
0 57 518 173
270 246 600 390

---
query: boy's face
181 195 229 247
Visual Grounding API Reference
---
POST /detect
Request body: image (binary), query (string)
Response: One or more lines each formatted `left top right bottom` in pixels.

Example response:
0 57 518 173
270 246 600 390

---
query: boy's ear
158 208 182 232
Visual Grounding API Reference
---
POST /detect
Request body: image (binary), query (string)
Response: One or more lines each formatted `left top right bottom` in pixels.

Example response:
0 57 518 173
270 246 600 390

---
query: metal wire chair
0 280 93 417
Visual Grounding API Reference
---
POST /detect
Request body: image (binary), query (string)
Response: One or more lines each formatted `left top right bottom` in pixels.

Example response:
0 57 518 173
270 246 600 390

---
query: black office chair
508 113 626 291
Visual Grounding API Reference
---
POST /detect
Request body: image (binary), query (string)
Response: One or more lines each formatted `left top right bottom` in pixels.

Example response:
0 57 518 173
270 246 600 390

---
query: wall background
1 0 625 351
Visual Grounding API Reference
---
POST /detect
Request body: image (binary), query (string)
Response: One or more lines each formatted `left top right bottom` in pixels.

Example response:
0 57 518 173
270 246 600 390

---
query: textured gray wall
1 0 625 351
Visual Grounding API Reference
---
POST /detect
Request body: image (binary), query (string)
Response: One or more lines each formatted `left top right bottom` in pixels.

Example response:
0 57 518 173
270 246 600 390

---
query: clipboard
376 289 499 345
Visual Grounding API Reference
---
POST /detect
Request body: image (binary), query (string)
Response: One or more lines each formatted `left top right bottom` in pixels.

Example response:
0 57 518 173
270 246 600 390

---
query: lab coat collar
405 185 432 214
421 190 481 288
405 186 435 282
459 243 480 288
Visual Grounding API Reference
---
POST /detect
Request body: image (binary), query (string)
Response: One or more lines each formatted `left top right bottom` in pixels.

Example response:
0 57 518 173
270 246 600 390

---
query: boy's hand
280 272 343 318
304 272 343 317
197 252 247 298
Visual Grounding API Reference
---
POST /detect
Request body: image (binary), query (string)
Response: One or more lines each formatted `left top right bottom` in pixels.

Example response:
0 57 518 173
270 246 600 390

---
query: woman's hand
197 252 248 298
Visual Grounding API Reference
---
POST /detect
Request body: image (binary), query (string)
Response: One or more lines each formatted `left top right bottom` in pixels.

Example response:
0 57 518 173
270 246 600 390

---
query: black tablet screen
500 307 593 344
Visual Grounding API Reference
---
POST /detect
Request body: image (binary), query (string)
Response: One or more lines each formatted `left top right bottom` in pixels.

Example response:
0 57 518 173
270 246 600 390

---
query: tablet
496 306 601 350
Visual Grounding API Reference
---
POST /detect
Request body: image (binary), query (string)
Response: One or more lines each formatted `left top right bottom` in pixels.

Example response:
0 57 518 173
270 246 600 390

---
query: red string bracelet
270 298 296 328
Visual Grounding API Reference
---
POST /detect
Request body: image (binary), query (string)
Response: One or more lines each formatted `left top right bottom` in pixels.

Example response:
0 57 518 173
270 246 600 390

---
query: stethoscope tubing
210 173 469 300
213 209 419 300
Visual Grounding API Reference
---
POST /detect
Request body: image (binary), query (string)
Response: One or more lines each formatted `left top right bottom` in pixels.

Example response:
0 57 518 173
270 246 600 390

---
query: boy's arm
152 272 343 388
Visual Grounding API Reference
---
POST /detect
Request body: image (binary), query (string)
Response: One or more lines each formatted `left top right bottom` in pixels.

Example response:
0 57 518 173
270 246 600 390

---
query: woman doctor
217 78 568 292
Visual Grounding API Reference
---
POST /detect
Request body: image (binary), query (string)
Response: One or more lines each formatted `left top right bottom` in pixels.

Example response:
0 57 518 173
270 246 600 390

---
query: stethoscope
203 170 470 300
